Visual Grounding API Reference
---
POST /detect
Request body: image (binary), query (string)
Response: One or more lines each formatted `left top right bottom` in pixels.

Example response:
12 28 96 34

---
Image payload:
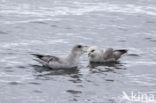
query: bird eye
77 45 82 48
91 50 95 52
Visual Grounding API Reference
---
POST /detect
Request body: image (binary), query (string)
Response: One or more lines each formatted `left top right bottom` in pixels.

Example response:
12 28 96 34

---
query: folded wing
113 49 128 60
103 48 114 60
32 54 60 66
103 48 127 61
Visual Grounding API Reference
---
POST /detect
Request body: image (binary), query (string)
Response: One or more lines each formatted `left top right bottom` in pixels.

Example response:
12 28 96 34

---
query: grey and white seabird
88 46 127 63
32 44 88 69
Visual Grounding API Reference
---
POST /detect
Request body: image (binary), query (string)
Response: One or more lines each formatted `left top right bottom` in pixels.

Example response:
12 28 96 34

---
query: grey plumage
88 47 127 63
32 44 88 69
32 54 60 63
113 49 128 60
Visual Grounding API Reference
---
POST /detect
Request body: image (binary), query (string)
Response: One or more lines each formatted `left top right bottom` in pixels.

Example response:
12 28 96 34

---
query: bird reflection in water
31 64 82 85
88 61 126 73
31 65 79 76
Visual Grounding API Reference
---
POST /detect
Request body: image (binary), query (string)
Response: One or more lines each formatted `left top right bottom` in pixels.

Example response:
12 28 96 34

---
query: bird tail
31 54 48 66
113 49 128 60
114 49 128 54
31 54 44 59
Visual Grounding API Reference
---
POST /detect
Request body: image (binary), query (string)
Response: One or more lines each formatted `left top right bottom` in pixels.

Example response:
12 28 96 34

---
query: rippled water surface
0 0 156 103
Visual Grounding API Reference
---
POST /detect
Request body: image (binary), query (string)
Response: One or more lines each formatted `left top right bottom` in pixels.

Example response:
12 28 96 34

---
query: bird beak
83 45 88 48
82 45 88 53
88 53 91 57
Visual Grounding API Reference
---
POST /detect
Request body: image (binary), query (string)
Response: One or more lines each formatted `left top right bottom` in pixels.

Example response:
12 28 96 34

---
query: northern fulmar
32 44 88 69
88 46 127 63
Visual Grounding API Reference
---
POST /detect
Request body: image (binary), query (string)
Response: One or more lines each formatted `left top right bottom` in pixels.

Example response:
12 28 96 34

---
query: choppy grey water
0 0 156 103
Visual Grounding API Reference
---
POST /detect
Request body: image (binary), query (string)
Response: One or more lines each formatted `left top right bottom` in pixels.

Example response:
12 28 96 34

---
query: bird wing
32 54 61 65
113 49 128 60
102 48 114 60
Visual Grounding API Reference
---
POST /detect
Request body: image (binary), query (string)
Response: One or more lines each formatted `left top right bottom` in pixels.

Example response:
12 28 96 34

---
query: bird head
72 44 88 56
87 46 98 58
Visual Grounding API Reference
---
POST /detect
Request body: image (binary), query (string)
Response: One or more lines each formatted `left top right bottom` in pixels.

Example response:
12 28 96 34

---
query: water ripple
1 2 156 24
